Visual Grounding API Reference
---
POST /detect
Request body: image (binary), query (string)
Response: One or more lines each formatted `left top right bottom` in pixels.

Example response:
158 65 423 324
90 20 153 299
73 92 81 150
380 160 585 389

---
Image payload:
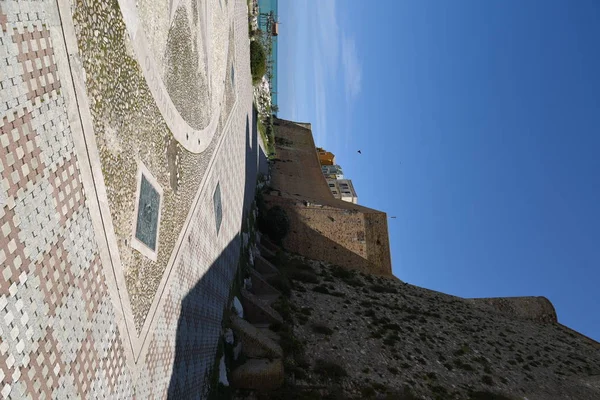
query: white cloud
314 0 339 76
313 58 328 147
283 0 362 150
341 35 362 101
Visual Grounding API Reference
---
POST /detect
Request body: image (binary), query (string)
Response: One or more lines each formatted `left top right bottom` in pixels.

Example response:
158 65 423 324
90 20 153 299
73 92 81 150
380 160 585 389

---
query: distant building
326 179 341 198
337 179 358 204
325 178 357 204
268 117 391 276
321 165 344 179
316 147 335 165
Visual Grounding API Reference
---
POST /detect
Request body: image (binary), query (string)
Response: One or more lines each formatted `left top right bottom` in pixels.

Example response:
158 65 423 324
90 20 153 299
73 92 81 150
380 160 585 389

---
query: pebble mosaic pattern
71 0 240 330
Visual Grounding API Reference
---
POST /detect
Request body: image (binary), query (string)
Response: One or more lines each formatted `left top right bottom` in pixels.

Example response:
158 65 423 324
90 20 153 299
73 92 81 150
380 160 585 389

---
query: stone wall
267 118 392 275
270 118 334 200
469 296 558 324
469 296 600 350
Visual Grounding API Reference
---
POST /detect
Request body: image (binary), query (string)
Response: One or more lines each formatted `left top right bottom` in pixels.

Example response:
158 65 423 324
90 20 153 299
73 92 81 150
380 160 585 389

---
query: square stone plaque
135 175 160 250
132 163 163 261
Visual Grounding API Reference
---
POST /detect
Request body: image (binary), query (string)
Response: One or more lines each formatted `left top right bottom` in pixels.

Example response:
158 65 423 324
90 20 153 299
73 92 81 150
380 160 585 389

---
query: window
332 191 338 195
329 183 335 187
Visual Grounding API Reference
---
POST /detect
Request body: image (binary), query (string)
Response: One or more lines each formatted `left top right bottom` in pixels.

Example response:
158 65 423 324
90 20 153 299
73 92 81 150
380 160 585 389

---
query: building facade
322 164 345 179
325 178 357 204
337 179 358 204
316 147 336 165
327 179 341 198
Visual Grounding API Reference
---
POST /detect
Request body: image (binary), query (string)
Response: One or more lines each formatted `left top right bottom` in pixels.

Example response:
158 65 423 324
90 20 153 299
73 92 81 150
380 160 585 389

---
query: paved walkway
0 0 257 397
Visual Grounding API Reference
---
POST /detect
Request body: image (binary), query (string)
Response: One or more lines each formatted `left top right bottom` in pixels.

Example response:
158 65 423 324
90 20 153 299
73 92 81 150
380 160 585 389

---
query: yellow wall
318 151 335 165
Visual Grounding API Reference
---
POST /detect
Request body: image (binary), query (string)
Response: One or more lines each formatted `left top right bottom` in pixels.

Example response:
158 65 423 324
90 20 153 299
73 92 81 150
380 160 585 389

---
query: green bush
314 359 347 381
263 205 290 244
289 270 319 284
311 323 334 335
250 40 267 84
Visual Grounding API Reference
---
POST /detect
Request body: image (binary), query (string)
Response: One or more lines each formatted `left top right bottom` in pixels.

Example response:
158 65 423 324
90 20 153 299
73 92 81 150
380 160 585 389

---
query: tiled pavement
0 0 256 398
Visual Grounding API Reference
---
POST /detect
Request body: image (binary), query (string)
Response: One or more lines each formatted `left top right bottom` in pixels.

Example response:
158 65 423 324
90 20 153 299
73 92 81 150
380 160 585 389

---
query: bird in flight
357 150 362 154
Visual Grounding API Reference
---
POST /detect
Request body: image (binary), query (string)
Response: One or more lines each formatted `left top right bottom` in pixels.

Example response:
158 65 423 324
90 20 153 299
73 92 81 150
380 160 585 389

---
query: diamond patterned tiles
0 1 133 398
11 22 60 102
14 178 60 262
0 109 43 199
1 0 254 398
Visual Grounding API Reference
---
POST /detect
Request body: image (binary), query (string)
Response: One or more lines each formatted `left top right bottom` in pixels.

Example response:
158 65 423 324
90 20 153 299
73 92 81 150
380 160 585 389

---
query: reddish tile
0 110 43 198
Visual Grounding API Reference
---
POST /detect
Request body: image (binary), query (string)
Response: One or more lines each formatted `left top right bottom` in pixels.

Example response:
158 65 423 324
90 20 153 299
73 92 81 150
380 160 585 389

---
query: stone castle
226 117 600 399
265 117 599 348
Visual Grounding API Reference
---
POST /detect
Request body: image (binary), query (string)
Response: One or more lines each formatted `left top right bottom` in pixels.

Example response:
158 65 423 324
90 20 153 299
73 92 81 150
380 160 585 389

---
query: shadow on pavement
167 111 261 398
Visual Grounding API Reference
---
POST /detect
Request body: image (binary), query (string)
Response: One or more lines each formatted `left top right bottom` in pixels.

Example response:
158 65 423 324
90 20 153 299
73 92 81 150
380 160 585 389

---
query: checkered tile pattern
1 0 255 398
0 109 43 199
0 2 133 398
34 96 76 172
14 178 60 262
0 206 27 294
11 23 60 102
1 8 7 33
50 154 84 225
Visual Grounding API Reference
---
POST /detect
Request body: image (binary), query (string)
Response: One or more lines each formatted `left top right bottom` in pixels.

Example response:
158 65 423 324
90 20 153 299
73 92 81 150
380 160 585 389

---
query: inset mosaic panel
213 182 222 234
135 175 161 251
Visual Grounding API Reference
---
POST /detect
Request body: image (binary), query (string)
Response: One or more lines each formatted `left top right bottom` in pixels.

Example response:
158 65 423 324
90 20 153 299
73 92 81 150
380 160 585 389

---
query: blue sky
278 0 600 340
277 0 600 342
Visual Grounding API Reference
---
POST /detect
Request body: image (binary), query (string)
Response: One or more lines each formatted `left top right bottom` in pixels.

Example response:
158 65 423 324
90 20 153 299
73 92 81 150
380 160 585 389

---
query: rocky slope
235 250 600 400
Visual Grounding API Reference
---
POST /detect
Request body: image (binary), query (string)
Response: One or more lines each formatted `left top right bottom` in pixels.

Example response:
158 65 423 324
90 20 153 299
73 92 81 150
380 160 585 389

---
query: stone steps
248 267 281 298
260 236 280 253
254 255 280 276
231 316 283 359
240 288 283 325
258 243 276 259
255 326 281 343
230 265 285 392
256 293 279 305
231 359 284 391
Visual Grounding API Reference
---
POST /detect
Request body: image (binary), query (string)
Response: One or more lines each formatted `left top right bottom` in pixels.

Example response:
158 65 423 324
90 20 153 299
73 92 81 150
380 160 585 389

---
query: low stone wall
469 296 558 324
266 117 393 276
263 195 392 275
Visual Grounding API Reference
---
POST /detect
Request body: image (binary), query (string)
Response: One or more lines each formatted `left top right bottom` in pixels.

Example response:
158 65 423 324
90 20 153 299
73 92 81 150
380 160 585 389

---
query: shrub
267 274 292 297
289 269 319 284
312 285 330 295
263 206 290 244
311 323 334 335
314 359 348 381
361 386 376 397
469 391 515 400
250 40 267 84
331 266 355 280
370 284 397 294
453 359 475 371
